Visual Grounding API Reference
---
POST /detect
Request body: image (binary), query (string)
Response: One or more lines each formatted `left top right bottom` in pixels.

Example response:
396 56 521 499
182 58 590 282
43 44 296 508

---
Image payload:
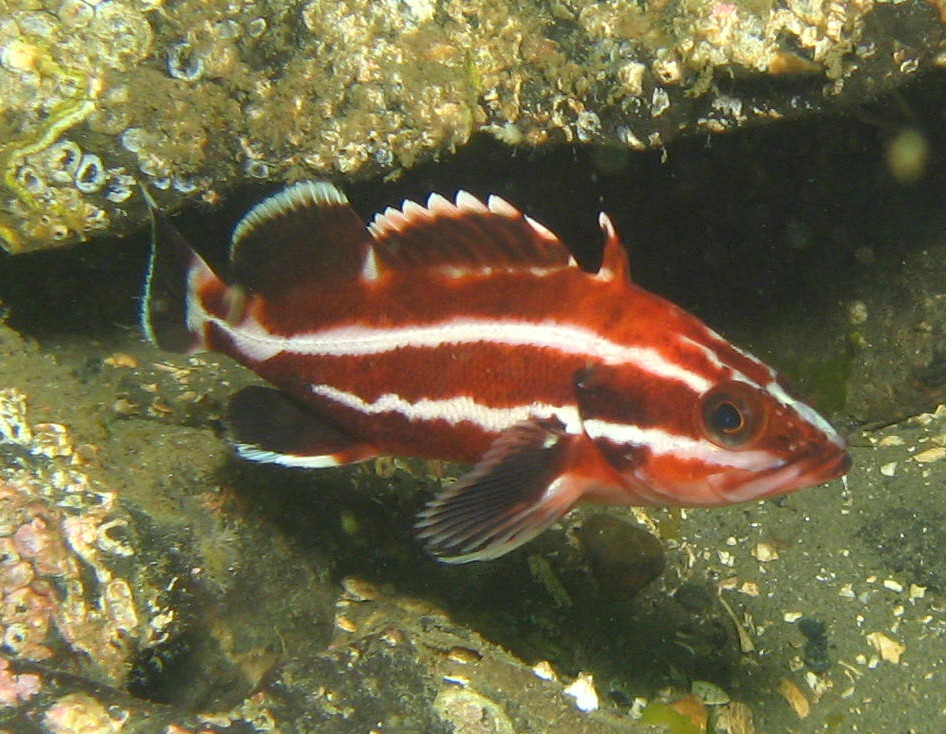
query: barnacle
575 110 601 142
43 140 83 183
1 94 95 204
244 159 270 179
246 17 267 38
57 0 95 29
74 152 105 193
104 173 135 203
166 41 204 82
171 176 197 194
119 126 148 153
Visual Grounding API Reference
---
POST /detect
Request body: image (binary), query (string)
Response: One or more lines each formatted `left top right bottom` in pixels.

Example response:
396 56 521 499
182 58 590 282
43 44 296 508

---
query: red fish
142 182 850 563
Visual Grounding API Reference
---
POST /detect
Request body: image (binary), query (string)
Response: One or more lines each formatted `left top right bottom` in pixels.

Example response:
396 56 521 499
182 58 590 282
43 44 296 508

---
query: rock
1 0 943 252
579 513 665 602
0 388 169 692
258 589 645 733
798 618 831 674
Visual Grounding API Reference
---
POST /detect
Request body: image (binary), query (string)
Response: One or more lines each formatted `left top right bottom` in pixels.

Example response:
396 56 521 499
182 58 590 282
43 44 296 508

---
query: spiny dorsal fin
595 212 630 283
229 181 370 297
366 191 577 277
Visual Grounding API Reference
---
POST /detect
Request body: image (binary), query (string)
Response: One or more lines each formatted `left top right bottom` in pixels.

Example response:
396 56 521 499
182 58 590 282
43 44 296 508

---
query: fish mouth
815 447 853 482
718 444 852 504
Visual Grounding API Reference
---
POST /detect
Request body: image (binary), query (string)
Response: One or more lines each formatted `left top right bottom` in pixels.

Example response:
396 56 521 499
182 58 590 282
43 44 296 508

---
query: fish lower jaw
704 449 851 505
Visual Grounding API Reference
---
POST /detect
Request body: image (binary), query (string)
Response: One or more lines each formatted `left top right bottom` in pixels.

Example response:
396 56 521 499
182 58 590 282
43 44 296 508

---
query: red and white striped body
143 181 850 562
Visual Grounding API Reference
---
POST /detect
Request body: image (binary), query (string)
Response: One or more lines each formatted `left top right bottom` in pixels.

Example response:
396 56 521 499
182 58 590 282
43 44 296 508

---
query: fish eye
700 381 766 448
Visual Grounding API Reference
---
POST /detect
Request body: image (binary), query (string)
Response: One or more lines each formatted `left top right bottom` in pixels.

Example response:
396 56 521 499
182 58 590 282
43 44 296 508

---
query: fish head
576 341 851 508
673 375 850 504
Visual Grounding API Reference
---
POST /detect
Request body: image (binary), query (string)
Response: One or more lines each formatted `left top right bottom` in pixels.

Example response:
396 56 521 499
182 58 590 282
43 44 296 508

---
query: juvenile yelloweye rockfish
142 181 851 563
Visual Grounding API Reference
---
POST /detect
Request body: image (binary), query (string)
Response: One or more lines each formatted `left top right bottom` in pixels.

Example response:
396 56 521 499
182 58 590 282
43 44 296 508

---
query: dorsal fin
366 191 577 276
595 212 630 283
229 181 370 296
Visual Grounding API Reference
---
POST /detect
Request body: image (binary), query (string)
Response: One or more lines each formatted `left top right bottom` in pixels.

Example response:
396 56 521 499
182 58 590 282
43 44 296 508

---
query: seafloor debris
563 672 600 712
713 701 755 734
865 630 906 664
0 0 943 252
776 676 810 719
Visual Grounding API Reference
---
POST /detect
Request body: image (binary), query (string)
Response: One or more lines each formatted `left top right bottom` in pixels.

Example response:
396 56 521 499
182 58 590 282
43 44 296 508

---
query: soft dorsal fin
229 181 370 296
366 191 577 276
595 212 630 283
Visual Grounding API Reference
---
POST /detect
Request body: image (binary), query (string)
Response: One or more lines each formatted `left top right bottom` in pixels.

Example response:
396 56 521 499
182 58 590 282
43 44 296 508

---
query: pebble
579 514 665 601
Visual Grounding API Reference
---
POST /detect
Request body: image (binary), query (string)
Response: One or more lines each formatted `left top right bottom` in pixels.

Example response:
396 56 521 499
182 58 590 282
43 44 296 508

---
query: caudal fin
140 188 221 353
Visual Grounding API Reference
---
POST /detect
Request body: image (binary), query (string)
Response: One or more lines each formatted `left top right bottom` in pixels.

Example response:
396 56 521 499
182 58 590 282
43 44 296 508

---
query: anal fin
227 386 377 468
416 420 592 563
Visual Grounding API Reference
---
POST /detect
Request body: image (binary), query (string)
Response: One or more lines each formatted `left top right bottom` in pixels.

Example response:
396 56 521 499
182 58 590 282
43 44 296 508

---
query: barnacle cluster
0 387 171 690
0 0 153 252
571 0 878 137
0 0 935 252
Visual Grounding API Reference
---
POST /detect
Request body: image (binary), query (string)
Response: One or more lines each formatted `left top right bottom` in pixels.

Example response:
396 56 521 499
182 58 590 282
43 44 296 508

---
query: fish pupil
700 381 765 449
713 402 743 433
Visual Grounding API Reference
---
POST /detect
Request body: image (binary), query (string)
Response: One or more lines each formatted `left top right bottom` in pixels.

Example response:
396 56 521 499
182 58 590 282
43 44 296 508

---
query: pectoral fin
415 420 593 563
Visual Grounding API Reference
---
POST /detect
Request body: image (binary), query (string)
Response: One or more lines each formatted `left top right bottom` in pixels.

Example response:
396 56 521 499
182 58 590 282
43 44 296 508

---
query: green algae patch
639 701 703 734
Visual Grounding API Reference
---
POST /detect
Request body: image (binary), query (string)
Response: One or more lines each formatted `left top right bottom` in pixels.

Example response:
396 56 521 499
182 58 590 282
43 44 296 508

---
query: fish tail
140 186 220 353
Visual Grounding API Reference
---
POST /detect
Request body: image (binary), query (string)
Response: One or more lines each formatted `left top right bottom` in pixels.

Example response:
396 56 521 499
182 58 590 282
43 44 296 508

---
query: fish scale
142 181 851 563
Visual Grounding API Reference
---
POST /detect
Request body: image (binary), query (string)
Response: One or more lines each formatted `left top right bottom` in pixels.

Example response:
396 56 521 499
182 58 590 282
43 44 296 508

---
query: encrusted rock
0 388 170 690
0 0 943 252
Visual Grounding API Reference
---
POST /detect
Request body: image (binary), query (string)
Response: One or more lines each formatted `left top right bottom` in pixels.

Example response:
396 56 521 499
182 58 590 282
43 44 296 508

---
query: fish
141 181 851 563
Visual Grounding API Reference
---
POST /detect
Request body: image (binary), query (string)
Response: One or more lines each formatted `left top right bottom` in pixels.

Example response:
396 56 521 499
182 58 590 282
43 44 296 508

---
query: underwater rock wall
0 0 943 252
